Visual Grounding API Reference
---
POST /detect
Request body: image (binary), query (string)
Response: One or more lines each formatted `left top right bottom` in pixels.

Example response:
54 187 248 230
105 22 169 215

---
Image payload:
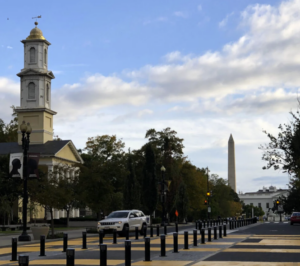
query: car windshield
107 212 129 218
292 212 300 217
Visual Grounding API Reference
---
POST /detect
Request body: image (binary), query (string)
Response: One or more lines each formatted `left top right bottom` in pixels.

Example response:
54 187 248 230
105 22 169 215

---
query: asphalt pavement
1 221 300 265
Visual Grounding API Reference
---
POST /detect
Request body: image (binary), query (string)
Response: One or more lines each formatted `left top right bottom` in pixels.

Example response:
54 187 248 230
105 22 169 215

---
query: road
0 221 299 265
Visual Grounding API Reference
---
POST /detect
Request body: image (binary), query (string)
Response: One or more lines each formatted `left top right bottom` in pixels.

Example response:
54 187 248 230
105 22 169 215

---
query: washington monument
228 134 236 192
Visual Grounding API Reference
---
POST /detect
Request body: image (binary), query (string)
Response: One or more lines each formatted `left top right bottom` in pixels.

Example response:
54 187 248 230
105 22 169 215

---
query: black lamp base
18 234 31 241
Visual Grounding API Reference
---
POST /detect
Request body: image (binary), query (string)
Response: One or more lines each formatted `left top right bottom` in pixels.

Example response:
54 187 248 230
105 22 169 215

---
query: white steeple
15 22 57 145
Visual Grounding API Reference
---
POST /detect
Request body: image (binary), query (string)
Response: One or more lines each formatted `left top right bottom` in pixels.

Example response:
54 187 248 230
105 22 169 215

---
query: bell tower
16 22 57 145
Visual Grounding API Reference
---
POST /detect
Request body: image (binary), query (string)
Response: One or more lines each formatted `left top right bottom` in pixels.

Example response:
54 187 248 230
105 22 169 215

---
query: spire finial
32 15 42 27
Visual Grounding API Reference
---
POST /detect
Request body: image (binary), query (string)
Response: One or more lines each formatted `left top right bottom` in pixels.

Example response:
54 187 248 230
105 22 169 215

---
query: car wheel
140 223 146 235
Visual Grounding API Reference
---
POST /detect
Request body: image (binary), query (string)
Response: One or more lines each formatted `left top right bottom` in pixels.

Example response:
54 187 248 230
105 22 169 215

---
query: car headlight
98 222 100 225
117 221 122 224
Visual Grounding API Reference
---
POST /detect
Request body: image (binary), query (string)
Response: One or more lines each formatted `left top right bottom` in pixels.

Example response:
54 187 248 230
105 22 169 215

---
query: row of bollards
12 218 256 265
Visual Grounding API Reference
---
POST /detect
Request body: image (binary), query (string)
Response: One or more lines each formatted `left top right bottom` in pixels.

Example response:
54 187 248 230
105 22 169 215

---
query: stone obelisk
228 134 236 192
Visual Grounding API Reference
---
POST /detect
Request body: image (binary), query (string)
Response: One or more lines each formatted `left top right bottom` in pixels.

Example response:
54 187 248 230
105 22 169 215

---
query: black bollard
99 230 104 245
82 231 87 249
175 222 178 233
214 226 217 240
199 221 202 230
135 227 139 240
100 244 107 266
19 255 29 266
173 232 178 253
125 240 131 266
195 221 198 229
66 248 75 266
164 224 167 235
40 235 46 256
184 231 189 249
219 225 222 239
193 229 197 246
201 228 205 244
63 233 68 252
11 237 17 261
156 225 160 236
160 235 166 257
223 224 227 237
208 227 212 242
150 226 153 237
143 225 147 238
126 227 129 240
113 229 117 244
144 237 151 261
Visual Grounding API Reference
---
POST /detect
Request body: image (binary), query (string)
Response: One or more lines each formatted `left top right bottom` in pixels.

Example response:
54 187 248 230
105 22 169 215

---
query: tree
282 187 300 214
141 144 157 216
0 155 22 224
0 107 18 143
52 165 81 227
259 107 300 179
242 204 264 217
173 181 189 223
78 135 127 217
123 150 140 210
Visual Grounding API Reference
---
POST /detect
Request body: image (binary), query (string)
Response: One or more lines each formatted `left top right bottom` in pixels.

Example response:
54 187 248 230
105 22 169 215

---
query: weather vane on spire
32 15 42 25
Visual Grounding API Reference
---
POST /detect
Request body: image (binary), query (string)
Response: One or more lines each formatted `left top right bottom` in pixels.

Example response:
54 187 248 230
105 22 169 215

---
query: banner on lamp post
27 153 40 179
9 153 23 179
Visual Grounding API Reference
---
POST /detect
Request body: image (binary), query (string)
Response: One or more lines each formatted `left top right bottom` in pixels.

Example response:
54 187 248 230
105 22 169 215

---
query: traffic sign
208 207 211 213
278 205 283 212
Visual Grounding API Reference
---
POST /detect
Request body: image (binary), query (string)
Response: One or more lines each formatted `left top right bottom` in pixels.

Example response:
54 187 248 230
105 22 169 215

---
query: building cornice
15 107 57 115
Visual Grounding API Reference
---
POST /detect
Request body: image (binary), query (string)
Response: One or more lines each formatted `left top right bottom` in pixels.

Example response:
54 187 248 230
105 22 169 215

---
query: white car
97 210 149 236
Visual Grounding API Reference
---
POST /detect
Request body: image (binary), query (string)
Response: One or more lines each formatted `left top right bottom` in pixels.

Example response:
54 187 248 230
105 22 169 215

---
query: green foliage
0 107 18 143
123 150 140 210
259 107 300 179
78 135 127 217
0 155 22 224
173 181 189 222
142 144 157 215
242 204 265 217
282 187 300 213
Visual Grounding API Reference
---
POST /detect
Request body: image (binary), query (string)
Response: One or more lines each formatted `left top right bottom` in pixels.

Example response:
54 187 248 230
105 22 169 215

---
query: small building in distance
239 186 289 216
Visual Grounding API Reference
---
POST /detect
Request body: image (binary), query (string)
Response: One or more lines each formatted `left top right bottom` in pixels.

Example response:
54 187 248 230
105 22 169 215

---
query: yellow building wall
17 111 54 145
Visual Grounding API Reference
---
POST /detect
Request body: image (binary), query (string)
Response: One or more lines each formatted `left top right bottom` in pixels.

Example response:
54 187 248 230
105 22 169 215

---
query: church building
0 22 83 222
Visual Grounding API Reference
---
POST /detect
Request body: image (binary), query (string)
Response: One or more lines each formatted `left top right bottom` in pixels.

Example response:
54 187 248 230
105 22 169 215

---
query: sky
1 0 298 193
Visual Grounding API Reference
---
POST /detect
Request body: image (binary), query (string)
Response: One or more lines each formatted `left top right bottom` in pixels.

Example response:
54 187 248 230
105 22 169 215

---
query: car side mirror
130 215 134 218
105 216 107 219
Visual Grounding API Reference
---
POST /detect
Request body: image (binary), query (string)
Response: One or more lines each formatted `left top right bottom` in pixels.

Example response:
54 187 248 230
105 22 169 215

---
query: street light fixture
160 165 166 226
18 121 32 241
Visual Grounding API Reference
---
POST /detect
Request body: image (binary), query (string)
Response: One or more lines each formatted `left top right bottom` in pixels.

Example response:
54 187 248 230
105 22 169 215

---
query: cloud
6 46 13 49
3 0 300 192
198 5 202 11
173 11 188 18
219 12 234 27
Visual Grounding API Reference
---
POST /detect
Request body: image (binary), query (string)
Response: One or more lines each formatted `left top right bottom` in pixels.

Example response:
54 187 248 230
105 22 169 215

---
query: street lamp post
18 121 32 241
206 167 210 220
161 166 166 226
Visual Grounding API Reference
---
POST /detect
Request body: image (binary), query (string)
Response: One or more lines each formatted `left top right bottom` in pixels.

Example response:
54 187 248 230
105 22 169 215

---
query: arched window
46 84 50 101
30 48 35 63
44 49 47 65
28 82 35 99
